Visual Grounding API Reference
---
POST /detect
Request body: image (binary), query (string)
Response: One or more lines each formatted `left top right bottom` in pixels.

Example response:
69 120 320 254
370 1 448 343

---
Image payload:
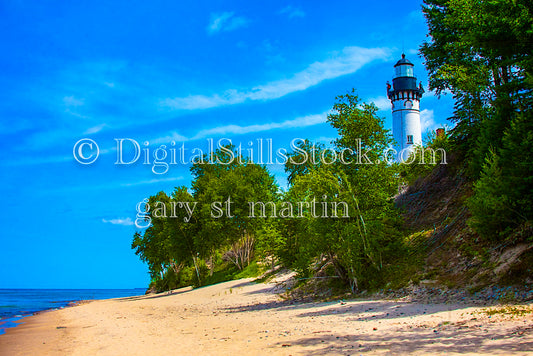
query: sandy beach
1 273 532 355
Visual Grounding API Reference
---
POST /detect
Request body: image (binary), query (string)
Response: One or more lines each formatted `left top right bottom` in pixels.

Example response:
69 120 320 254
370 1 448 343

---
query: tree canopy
421 0 533 240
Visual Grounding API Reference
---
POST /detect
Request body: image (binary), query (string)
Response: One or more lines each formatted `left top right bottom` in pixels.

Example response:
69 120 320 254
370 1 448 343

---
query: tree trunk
192 255 201 285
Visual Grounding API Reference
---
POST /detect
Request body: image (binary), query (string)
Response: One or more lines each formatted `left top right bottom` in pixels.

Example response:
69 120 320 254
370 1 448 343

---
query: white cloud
424 88 452 98
147 112 329 145
421 109 437 132
63 95 84 107
87 111 330 158
65 109 90 119
279 5 305 18
161 46 391 110
148 132 189 146
191 112 328 140
95 113 330 156
63 95 89 119
84 123 107 134
207 12 250 34
423 90 435 97
368 96 391 111
40 177 185 195
162 93 238 110
102 217 134 226
11 111 330 167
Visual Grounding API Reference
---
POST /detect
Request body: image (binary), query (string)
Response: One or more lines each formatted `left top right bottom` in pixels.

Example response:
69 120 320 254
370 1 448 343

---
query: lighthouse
387 54 424 160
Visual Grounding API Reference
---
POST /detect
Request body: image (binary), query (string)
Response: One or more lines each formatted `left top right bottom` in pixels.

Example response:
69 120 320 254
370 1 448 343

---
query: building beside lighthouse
387 54 424 159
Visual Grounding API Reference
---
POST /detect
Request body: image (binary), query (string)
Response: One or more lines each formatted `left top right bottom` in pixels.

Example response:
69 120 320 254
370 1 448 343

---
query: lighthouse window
407 135 413 144
395 65 414 78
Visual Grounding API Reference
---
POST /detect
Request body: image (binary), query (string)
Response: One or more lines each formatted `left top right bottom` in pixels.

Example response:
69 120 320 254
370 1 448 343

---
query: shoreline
0 288 146 335
0 315 30 336
1 276 532 355
0 306 70 355
0 299 92 337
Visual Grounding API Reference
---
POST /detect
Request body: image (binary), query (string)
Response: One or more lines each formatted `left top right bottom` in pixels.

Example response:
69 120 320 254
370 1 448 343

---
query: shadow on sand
272 325 533 355
114 287 193 302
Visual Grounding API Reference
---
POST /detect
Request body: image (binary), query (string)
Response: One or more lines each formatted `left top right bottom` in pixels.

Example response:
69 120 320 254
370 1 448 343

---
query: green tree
421 0 533 240
468 111 533 240
131 188 202 288
278 92 404 291
191 145 279 270
421 0 533 174
400 130 450 185
327 91 398 216
284 139 328 185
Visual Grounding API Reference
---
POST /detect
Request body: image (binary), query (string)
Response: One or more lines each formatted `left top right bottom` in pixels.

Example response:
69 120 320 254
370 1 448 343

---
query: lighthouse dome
394 54 414 67
394 54 415 78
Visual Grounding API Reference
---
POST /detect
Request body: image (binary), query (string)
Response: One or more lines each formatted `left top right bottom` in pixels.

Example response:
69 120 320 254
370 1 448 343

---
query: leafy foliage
400 130 450 185
421 0 533 240
132 145 278 291
278 92 404 292
133 92 407 293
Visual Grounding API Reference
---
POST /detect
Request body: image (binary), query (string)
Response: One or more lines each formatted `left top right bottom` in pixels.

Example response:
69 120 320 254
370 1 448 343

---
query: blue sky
0 1 454 288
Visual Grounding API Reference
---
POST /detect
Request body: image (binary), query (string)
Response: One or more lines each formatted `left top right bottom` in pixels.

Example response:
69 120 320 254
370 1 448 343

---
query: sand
1 273 532 355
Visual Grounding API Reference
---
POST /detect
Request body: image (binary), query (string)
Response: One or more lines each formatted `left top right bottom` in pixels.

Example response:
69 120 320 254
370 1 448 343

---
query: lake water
0 288 146 335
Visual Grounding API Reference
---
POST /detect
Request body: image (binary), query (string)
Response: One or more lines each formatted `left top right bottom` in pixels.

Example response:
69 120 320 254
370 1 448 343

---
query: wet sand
1 274 532 355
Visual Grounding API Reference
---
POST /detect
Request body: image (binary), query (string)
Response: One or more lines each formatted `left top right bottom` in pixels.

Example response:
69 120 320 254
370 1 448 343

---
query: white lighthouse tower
387 54 424 160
